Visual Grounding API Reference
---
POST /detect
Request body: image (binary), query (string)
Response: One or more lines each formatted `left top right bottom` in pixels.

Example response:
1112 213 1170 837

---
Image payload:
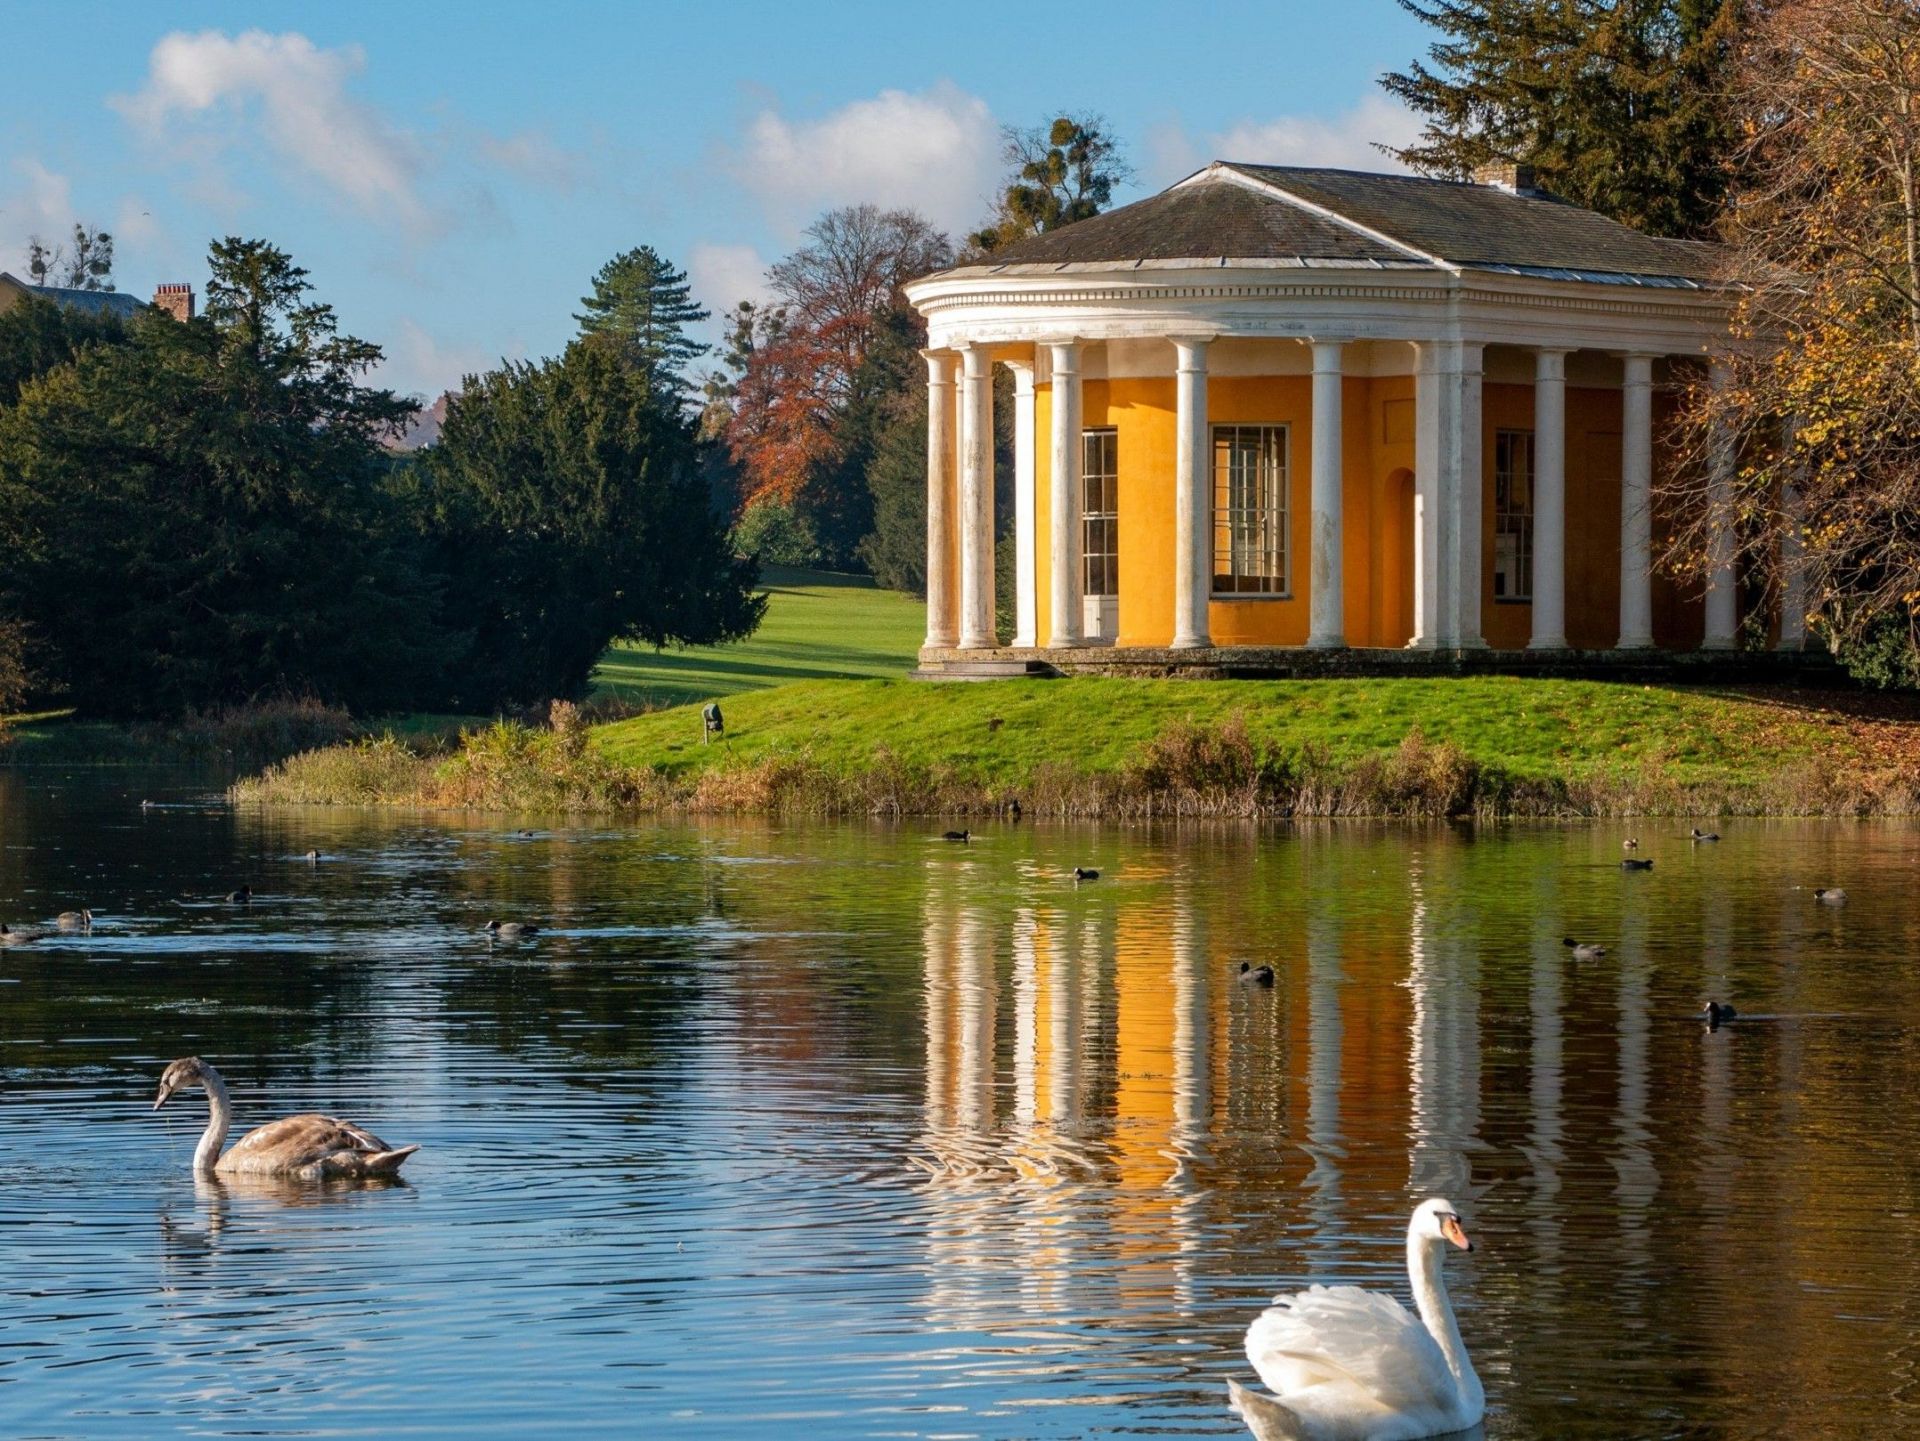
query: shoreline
226 677 1920 820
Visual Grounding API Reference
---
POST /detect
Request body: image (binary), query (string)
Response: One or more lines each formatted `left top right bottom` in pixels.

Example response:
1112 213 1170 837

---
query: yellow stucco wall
977 368 1710 652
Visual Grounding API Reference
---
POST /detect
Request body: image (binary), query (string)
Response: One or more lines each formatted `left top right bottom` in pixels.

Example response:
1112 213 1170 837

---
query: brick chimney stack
1471 161 1538 195
152 283 195 321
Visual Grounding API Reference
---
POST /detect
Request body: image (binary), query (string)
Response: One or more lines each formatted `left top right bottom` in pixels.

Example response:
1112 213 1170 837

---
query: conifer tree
574 245 710 400
1383 0 1740 240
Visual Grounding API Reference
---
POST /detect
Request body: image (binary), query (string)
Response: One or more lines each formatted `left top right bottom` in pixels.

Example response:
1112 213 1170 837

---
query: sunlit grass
591 566 926 709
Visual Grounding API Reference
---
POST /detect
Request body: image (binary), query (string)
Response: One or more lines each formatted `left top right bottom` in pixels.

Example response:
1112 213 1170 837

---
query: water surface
3 771 1918 1438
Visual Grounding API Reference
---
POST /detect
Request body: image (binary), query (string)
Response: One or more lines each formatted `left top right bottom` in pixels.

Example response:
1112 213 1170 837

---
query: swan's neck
1408 1234 1482 1408
193 1067 232 1173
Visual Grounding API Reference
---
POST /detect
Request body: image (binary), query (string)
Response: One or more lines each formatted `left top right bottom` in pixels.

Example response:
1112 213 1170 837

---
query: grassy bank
591 566 924 707
233 676 1920 819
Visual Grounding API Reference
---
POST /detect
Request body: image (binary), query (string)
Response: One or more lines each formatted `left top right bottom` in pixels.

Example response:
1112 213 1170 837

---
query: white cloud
376 317 502 401
686 241 772 319
1147 95 1424 187
112 30 434 233
725 81 998 238
0 159 75 273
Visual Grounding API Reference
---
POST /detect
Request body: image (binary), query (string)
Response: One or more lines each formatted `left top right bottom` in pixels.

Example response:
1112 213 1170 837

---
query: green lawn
591 566 925 709
593 673 1879 790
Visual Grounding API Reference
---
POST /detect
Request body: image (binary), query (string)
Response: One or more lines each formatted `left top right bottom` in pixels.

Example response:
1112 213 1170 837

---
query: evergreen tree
1382 0 1739 240
0 239 444 718
0 293 128 407
412 339 765 708
574 245 710 400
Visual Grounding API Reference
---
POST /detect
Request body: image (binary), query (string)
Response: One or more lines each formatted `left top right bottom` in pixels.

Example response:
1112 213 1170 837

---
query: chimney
152 283 195 321
1472 161 1537 195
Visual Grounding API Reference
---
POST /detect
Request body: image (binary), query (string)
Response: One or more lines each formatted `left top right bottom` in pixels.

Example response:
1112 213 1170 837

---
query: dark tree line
0 239 760 720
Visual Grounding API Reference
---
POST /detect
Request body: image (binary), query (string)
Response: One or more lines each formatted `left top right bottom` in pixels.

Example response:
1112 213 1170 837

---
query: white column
1047 339 1084 647
1702 357 1738 650
1308 340 1346 649
1453 342 1486 647
1617 353 1655 649
1412 344 1443 647
1529 348 1569 649
1171 335 1213 649
1008 360 1037 647
922 349 957 648
957 343 995 649
1779 416 1807 650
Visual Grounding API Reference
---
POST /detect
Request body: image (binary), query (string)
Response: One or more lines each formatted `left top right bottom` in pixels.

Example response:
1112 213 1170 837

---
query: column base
1526 635 1569 651
1700 638 1737 652
1306 635 1346 650
926 633 959 649
958 634 995 650
1169 636 1212 650
1010 633 1036 648
1615 636 1654 650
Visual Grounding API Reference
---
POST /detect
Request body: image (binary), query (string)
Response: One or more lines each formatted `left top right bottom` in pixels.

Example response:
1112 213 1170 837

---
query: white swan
1235 1199 1483 1441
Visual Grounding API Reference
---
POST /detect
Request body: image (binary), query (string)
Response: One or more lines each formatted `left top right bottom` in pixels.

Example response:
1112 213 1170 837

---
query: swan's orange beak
1441 1214 1473 1251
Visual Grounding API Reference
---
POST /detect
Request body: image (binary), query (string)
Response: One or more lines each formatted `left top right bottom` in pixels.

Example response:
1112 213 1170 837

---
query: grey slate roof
950 165 1724 287
0 271 142 318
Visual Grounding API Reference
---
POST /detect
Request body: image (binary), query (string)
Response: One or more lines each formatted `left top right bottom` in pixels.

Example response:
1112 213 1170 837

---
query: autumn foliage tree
1663 0 1920 684
725 205 950 565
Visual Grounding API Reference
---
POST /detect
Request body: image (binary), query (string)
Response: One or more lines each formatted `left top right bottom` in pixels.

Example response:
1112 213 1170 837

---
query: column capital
1309 338 1346 372
1045 337 1081 373
1169 334 1216 370
1002 358 1035 392
1534 347 1570 379
920 348 956 384
957 342 992 378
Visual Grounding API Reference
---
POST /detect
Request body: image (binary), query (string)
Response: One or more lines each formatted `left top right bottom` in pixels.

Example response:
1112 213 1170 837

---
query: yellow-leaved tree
1666 0 1920 685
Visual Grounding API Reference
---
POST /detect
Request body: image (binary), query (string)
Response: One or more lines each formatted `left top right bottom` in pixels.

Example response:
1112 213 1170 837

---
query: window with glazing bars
1493 429 1534 601
1211 424 1289 595
1081 429 1118 597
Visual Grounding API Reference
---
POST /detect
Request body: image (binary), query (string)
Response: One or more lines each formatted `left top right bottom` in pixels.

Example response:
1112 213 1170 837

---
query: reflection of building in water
1407 861 1481 1205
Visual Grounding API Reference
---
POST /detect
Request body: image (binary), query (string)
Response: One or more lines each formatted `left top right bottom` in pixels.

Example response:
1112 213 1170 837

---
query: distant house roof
948 164 1724 288
0 271 143 318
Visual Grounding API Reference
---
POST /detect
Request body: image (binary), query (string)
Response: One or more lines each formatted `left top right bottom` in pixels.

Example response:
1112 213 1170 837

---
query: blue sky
3 1 1434 399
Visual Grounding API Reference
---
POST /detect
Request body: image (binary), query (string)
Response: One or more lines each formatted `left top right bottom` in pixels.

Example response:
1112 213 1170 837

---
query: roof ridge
1181 162 1449 270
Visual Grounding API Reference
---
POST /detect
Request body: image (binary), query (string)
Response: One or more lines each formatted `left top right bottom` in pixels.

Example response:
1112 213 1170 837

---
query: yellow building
903 163 1797 668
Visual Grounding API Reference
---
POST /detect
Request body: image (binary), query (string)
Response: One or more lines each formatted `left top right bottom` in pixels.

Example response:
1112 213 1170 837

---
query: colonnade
923 338 1783 655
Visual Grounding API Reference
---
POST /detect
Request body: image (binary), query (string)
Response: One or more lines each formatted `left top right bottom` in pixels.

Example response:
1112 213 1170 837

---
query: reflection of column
1303 906 1345 1266
1408 866 1480 1203
1168 894 1209 1311
1008 362 1037 647
1530 348 1570 649
1012 908 1038 1138
1308 340 1346 648
1618 353 1656 649
1172 336 1213 648
922 904 954 1137
1526 874 1565 1276
1703 357 1738 650
1612 896 1657 1289
922 350 957 648
1048 340 1085 648
956 908 995 1136
958 344 996 650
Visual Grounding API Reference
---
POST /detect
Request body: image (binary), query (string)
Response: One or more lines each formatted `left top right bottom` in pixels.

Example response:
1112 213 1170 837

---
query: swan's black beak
153 1086 173 1111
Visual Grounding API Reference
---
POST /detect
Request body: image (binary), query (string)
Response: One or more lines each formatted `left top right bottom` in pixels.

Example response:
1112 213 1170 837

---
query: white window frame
1211 423 1290 598
1081 428 1118 599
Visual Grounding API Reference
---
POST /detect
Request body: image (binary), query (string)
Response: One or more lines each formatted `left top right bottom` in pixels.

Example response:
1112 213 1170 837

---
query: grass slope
593 675 1900 792
592 567 925 708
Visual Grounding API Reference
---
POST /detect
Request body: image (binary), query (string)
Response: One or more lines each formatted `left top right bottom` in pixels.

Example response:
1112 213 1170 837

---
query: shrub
733 496 821 567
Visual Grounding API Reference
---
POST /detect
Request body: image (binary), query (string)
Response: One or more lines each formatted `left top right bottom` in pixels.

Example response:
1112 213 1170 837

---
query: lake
3 769 1918 1439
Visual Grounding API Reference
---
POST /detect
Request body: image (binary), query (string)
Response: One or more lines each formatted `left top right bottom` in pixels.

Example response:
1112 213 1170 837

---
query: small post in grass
701 701 725 746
